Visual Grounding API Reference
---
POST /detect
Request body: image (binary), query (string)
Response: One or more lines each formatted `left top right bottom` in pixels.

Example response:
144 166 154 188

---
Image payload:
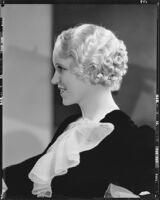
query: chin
62 98 76 106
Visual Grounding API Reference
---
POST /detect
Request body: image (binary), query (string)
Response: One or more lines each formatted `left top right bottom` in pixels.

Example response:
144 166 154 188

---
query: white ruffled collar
28 117 114 198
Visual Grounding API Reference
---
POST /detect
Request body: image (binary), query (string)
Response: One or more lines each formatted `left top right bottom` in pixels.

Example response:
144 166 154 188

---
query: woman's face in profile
51 55 91 106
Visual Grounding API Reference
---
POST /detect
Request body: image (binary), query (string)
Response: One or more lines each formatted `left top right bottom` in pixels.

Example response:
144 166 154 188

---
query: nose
51 71 59 85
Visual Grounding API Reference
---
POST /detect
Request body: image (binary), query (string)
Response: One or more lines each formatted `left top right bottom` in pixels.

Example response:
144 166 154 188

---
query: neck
78 86 119 122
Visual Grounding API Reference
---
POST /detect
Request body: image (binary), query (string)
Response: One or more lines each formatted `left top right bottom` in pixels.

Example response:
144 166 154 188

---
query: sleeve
130 125 155 194
2 154 42 197
109 123 155 196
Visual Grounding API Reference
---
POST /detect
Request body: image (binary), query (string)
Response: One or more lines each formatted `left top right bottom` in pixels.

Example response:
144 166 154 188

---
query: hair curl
53 24 128 91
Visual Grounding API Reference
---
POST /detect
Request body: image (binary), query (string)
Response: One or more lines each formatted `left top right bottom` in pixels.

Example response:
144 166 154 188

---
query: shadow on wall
3 130 43 167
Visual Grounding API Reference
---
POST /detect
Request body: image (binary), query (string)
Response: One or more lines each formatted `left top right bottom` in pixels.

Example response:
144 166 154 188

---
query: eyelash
56 65 66 73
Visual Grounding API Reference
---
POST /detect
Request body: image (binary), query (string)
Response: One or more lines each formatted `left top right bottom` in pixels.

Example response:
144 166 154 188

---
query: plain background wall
2 4 53 168
53 4 157 130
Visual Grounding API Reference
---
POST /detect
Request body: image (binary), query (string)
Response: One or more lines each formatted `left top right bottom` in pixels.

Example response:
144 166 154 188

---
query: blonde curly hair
53 24 128 91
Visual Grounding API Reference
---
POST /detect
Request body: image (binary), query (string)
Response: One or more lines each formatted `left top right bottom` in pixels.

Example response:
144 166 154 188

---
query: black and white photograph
1 2 158 199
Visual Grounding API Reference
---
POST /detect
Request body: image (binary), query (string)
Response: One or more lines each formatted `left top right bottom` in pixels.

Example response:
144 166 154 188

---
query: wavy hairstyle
53 24 128 91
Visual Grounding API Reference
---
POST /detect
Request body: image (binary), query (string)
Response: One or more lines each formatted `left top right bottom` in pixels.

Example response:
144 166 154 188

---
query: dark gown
2 110 155 198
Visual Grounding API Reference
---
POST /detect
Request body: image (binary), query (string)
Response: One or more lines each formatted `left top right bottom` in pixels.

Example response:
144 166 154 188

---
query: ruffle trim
28 118 114 197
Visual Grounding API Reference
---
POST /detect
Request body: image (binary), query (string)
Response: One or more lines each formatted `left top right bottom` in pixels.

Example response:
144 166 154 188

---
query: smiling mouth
58 86 66 95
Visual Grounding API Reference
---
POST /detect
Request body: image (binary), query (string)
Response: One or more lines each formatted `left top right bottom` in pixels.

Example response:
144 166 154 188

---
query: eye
57 65 66 73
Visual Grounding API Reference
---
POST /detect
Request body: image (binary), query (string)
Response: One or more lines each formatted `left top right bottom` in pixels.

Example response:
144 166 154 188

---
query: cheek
67 74 88 96
72 84 87 99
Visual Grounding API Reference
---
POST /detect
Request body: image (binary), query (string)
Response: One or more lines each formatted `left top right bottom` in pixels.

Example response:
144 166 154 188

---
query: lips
58 86 66 96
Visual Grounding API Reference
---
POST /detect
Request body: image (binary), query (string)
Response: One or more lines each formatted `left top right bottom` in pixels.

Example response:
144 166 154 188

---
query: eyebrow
55 63 68 69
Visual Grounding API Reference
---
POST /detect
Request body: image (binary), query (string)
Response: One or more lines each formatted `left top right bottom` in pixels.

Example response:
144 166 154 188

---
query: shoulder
104 110 155 158
102 110 135 125
101 110 138 137
101 110 155 151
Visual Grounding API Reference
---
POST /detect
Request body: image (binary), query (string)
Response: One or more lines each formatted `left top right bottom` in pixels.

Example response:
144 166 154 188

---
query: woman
2 24 154 198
